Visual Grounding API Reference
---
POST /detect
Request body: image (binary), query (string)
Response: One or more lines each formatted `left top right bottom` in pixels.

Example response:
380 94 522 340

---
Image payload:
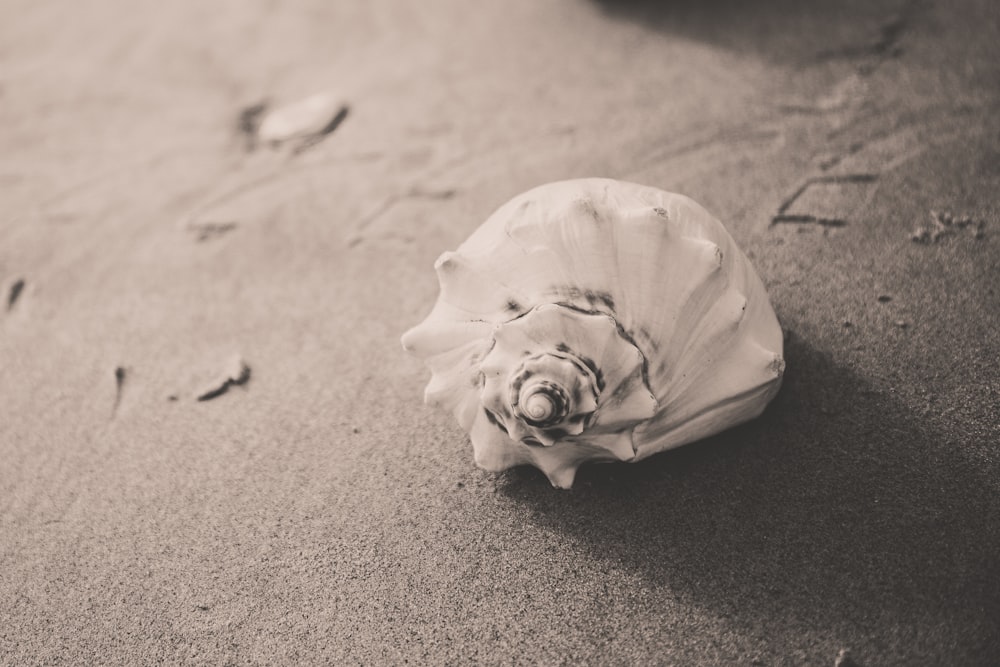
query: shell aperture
402 178 784 488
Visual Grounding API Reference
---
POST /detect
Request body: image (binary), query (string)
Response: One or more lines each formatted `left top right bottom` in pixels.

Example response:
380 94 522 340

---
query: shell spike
544 465 579 490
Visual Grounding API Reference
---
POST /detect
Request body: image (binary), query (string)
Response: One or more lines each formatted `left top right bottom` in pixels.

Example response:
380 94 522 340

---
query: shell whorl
509 355 590 430
478 304 653 454
518 382 566 425
402 178 784 488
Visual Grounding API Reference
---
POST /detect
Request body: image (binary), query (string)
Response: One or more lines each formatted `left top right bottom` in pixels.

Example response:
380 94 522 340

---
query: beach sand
1 0 998 663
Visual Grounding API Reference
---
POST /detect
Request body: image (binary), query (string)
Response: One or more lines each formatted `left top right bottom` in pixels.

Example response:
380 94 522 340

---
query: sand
2 0 998 664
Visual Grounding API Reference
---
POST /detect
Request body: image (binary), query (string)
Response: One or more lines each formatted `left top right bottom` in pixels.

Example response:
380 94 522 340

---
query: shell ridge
435 250 535 321
633 373 782 456
466 213 599 315
650 288 749 400
528 193 623 313
607 211 673 334
421 339 491 408
611 225 727 373
402 316 493 357
653 364 781 430
650 338 783 435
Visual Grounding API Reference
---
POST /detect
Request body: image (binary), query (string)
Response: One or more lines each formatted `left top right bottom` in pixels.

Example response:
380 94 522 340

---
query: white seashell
257 91 347 144
402 178 785 488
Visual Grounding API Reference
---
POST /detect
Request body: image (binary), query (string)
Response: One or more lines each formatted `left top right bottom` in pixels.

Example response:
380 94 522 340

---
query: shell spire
402 178 784 488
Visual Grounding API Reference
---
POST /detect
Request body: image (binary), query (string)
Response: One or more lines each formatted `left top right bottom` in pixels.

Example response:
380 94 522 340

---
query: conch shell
402 178 784 488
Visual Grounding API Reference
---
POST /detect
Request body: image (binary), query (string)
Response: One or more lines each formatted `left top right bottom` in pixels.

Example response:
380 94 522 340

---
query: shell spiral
402 178 784 488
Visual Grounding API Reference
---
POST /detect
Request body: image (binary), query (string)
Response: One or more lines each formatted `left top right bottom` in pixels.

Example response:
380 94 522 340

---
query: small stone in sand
877 295 892 303
196 354 252 401
258 91 349 147
894 320 908 329
914 209 987 243
834 648 859 667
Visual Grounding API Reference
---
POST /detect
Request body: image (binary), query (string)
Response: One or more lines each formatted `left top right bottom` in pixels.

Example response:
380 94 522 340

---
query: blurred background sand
1 0 998 663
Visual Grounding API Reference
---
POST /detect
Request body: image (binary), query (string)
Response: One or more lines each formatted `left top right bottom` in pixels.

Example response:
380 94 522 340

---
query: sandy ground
1 0 998 664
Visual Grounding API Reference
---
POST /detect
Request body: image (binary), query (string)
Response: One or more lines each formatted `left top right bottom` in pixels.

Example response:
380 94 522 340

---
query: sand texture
2 0 998 664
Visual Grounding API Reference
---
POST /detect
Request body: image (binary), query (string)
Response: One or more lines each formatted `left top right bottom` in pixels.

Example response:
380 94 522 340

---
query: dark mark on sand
409 186 457 200
196 354 251 401
6 277 25 310
771 214 847 227
816 4 911 64
112 366 127 417
190 221 238 242
237 101 268 151
349 186 460 247
291 105 350 154
771 174 877 227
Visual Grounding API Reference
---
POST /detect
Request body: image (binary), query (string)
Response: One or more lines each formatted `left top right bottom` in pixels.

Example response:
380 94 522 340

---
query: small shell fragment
257 92 348 145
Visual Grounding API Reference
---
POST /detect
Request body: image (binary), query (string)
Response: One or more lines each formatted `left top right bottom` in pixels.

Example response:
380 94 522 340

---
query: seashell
402 178 784 488
257 91 348 145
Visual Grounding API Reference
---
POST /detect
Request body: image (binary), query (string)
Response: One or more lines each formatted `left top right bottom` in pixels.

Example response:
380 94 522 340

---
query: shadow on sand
496 331 999 657
589 0 906 64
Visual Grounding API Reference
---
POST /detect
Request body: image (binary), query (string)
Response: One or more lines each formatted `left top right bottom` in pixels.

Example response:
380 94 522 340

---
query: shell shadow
588 0 902 65
495 332 999 650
